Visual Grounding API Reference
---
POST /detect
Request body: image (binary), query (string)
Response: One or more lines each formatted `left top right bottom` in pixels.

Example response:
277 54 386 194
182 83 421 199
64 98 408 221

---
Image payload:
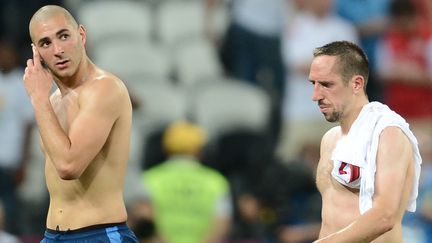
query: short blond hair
29 5 79 42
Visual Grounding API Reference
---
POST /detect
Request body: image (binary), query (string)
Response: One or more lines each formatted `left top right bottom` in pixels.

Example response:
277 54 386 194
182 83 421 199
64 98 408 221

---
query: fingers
23 68 27 81
26 58 34 68
31 44 42 68
23 60 32 81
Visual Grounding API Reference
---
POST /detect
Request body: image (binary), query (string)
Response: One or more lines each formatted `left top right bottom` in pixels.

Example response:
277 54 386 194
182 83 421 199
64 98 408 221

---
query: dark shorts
41 222 139 243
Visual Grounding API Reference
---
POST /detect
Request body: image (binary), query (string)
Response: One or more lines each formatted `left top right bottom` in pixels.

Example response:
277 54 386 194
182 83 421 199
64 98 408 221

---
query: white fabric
331 102 422 214
331 160 361 189
0 69 34 168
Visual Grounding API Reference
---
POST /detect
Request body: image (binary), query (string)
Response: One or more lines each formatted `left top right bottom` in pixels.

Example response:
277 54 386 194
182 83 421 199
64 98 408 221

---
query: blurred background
0 0 431 242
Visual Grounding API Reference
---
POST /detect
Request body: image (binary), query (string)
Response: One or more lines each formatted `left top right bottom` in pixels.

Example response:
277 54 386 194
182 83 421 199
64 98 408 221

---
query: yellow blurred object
163 121 207 155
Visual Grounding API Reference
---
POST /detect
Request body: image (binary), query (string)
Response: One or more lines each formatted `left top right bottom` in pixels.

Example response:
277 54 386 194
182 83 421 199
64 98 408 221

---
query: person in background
204 0 293 144
0 39 34 234
141 121 232 243
375 0 432 168
335 0 391 102
127 197 163 243
0 201 20 243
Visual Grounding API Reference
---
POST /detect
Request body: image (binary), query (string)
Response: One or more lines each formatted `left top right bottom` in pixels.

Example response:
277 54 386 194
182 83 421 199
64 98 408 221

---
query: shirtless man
309 41 422 242
23 5 138 241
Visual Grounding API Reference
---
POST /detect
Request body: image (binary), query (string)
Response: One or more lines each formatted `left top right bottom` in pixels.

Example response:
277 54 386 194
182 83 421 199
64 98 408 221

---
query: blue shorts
41 222 139 243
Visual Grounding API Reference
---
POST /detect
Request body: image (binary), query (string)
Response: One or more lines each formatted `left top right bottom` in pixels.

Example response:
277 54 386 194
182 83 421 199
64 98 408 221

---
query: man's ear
79 24 86 46
352 75 365 94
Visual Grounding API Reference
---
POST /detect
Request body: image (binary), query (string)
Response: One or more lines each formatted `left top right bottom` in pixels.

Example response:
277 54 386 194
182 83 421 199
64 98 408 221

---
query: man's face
309 55 353 123
30 14 84 80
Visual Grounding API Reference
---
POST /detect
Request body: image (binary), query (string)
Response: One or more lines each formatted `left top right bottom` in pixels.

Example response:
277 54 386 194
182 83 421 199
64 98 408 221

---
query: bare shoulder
78 69 131 115
380 126 409 143
321 126 341 153
84 70 128 95
81 69 130 101
379 126 412 154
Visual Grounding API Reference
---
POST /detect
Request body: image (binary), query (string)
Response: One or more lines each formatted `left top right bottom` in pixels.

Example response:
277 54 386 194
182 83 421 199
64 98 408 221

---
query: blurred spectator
264 145 321 243
133 218 163 243
375 0 432 157
226 146 321 243
127 198 163 243
213 134 321 242
376 0 432 118
0 39 34 234
205 0 294 143
335 0 391 101
0 201 20 243
201 130 276 241
228 191 269 242
276 143 321 212
141 121 232 243
278 0 358 160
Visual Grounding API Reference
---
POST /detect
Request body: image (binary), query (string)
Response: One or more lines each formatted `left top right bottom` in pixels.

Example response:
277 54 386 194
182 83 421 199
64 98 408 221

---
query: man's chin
324 114 338 123
53 70 72 79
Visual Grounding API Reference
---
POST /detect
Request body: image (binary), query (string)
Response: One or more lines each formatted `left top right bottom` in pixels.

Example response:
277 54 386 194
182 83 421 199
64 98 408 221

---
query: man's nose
53 42 64 55
311 84 323 102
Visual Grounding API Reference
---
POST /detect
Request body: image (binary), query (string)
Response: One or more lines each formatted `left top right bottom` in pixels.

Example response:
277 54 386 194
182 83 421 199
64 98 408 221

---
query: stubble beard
324 110 341 123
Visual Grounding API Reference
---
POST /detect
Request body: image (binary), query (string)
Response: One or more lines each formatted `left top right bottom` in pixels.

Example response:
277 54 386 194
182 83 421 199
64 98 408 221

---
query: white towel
331 102 422 214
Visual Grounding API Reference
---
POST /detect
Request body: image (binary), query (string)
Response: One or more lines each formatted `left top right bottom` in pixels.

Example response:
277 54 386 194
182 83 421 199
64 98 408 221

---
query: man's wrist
31 96 51 109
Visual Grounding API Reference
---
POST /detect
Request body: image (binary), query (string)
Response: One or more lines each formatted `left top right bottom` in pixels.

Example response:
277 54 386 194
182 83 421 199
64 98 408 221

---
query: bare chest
316 145 360 195
316 145 335 193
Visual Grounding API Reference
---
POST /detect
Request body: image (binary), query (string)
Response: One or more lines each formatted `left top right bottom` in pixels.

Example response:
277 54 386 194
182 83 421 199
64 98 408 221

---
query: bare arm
314 127 412 242
24 46 122 180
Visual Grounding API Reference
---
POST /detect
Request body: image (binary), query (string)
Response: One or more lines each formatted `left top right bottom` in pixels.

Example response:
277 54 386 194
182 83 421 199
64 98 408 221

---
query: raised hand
23 44 53 102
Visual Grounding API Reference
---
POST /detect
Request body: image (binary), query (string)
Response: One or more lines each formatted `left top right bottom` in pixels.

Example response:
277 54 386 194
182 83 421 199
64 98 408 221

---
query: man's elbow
56 161 84 180
377 210 397 233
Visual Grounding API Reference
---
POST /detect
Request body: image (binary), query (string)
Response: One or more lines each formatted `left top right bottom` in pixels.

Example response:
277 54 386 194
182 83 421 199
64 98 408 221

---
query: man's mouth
56 60 69 69
319 103 330 113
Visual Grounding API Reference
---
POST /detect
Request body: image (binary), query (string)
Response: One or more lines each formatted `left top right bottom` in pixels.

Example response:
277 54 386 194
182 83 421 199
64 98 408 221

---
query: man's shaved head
29 5 79 42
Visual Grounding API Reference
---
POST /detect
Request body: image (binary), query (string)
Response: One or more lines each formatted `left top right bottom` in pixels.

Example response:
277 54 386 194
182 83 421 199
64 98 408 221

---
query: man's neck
340 99 370 134
56 57 94 95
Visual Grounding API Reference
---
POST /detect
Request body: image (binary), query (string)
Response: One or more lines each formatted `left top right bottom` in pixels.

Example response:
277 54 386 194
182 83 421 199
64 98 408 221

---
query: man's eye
41 42 50 48
60 34 69 40
322 82 332 88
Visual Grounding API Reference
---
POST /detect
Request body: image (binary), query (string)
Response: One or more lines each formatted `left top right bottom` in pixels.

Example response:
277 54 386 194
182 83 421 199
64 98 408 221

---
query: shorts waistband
46 222 127 234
